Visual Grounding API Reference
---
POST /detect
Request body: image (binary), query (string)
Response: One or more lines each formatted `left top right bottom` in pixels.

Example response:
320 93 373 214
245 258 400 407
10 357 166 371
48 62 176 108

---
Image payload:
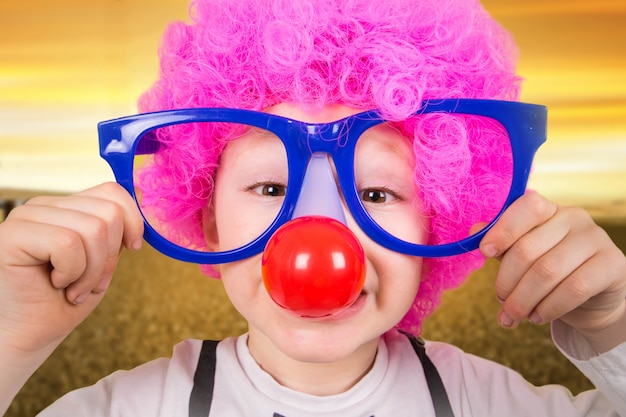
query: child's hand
0 182 143 358
480 192 626 353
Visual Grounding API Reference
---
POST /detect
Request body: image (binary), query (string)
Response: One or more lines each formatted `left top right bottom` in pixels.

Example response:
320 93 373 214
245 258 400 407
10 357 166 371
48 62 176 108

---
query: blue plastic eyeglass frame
98 98 546 264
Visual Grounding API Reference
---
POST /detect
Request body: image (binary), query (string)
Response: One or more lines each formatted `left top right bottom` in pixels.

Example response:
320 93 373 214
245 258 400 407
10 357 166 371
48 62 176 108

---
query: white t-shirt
38 324 626 416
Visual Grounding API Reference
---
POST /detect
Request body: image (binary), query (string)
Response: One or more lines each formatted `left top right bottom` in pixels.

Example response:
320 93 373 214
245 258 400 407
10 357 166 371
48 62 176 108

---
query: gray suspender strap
404 332 456 417
189 335 454 417
189 340 219 417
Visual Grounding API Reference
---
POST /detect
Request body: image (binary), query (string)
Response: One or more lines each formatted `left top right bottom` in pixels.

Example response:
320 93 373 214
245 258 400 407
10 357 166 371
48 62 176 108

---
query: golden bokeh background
1 0 625 208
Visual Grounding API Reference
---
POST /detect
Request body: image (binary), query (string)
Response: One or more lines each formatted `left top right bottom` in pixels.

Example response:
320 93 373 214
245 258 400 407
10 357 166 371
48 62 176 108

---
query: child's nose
290 152 347 224
262 152 366 318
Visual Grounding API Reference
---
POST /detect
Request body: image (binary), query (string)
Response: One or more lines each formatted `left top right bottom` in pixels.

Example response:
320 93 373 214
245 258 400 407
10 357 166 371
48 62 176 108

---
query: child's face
206 103 425 363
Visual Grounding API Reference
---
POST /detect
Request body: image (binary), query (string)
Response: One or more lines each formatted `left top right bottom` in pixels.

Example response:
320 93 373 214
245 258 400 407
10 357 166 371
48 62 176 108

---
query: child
1 0 625 415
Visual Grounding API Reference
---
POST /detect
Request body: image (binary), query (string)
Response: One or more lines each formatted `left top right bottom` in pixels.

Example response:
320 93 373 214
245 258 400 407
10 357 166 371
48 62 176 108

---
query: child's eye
251 183 286 197
359 188 397 204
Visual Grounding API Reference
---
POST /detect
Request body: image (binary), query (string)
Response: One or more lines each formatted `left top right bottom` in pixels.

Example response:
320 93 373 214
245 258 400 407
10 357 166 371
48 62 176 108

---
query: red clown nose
261 216 366 318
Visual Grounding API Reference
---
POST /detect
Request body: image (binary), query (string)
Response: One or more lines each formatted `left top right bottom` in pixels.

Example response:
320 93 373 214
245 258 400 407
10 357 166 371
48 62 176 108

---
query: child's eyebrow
215 123 277 145
360 123 415 163
224 129 286 165
248 126 275 137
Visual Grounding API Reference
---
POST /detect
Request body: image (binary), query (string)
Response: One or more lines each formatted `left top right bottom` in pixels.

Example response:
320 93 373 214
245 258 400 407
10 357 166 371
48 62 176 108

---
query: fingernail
131 239 143 251
95 275 112 293
529 311 543 325
498 310 515 328
482 243 498 258
73 292 90 305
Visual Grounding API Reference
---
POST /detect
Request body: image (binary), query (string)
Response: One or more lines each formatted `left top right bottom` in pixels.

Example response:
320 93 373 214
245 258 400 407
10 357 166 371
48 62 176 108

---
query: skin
0 183 144 413
0 105 625 412
205 103 426 394
479 191 626 354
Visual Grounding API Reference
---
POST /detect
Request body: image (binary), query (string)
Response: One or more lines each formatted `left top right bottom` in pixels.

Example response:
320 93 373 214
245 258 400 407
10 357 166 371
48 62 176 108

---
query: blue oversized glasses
98 98 546 264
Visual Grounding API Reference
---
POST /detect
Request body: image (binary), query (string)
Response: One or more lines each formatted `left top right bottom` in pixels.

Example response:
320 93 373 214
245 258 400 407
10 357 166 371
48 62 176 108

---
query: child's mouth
298 290 368 321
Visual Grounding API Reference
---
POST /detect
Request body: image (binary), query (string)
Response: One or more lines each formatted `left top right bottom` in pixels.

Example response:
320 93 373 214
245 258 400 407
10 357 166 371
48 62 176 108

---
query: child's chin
277 332 376 365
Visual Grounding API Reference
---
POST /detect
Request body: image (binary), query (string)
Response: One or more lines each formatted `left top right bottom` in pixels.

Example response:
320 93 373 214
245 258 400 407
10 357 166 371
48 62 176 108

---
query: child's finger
76 183 144 251
497 226 598 327
491 204 575 303
531 252 625 331
9 203 114 303
1 219 88 286
479 192 557 259
9 184 143 303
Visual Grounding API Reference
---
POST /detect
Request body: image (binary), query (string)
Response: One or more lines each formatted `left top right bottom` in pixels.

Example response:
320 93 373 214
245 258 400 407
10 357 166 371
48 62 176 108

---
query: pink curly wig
137 0 522 334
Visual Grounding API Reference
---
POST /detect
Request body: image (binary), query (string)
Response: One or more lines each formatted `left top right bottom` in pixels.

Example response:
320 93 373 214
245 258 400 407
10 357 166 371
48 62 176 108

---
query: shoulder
385 329 511 376
384 329 530 415
384 329 468 365
40 338 211 416
389 331 616 417
384 330 488 394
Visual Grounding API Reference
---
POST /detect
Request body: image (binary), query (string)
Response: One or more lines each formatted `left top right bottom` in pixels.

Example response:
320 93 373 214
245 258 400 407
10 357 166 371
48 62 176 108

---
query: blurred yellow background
1 0 625 207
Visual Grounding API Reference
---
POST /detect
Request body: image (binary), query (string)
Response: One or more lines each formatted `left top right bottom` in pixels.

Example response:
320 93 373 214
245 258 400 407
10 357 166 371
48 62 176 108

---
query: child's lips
297 291 368 322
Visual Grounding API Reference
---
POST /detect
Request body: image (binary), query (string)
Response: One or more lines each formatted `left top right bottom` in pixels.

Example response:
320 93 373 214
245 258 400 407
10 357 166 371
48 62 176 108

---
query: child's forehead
225 103 413 160
265 102 362 123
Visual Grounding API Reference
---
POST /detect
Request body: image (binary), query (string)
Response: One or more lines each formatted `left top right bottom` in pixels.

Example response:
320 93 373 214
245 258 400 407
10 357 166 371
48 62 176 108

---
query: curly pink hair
137 0 521 334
